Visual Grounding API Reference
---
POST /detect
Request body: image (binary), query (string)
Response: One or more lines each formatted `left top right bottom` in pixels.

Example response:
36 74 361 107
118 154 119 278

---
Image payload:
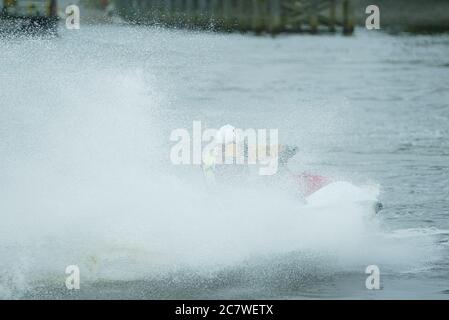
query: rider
202 124 299 186
202 124 245 185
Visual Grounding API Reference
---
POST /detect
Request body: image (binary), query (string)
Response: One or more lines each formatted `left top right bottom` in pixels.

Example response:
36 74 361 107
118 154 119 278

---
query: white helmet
215 124 236 144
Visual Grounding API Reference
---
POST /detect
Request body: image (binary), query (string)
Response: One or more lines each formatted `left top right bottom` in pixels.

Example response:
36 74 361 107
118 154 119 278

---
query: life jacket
297 173 332 196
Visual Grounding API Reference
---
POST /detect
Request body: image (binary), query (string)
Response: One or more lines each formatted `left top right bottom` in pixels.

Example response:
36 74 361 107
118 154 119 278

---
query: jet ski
280 146 383 214
296 174 383 214
202 131 384 214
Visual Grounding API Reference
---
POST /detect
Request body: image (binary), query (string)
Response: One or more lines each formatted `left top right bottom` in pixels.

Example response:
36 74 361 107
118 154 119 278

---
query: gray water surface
1 25 449 299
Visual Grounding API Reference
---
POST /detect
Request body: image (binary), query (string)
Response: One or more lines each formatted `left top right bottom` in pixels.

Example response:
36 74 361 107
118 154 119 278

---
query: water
1 24 449 299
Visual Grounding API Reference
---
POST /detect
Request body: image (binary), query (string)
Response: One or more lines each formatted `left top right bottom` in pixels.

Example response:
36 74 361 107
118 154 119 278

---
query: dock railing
115 0 354 35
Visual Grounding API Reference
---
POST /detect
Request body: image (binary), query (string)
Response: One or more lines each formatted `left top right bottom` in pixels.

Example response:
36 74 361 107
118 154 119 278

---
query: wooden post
290 0 302 32
173 0 184 26
185 0 194 25
222 0 233 31
329 0 336 32
269 0 282 34
252 0 264 34
309 2 318 34
236 0 248 31
197 0 208 27
211 0 223 29
163 0 173 26
152 0 163 24
343 0 354 35
173 0 180 25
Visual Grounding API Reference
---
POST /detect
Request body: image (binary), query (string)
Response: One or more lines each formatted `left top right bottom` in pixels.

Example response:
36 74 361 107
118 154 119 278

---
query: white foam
0 29 444 298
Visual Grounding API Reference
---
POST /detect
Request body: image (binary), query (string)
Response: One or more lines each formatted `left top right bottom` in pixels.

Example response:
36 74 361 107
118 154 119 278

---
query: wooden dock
115 0 355 35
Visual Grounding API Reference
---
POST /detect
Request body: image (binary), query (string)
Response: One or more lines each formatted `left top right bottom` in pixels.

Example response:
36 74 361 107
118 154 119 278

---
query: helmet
215 124 236 144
